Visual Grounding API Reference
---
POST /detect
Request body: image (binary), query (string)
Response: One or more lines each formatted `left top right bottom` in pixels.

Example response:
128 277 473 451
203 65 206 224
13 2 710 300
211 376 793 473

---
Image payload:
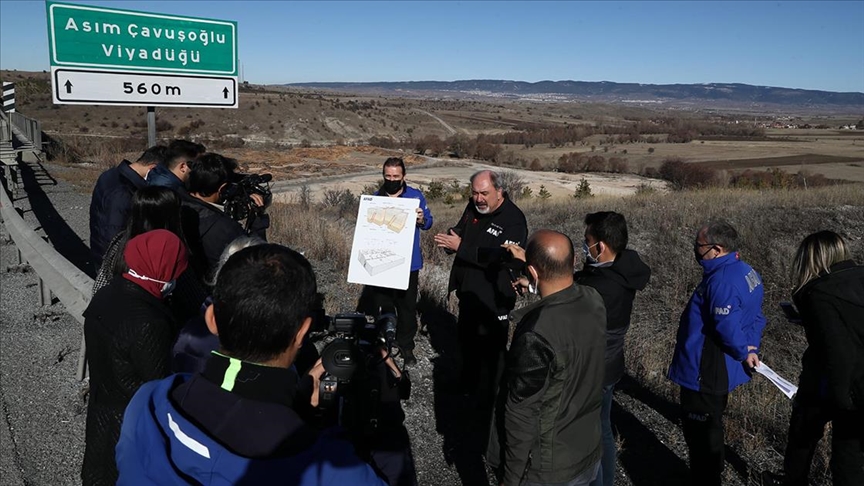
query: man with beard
434 170 528 462
358 157 433 367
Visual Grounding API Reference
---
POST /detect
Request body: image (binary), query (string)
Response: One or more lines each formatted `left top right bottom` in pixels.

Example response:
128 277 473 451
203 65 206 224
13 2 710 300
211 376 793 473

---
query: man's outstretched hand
434 229 461 252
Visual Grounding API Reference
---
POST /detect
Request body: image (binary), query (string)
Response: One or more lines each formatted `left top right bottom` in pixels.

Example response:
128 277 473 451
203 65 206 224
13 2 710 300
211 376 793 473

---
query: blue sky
2 0 863 92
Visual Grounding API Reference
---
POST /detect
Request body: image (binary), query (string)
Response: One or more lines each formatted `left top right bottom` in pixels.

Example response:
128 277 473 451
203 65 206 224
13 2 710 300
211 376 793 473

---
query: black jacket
180 194 268 281
488 284 606 485
82 277 178 486
447 198 528 316
575 250 651 386
793 260 864 410
88 160 146 266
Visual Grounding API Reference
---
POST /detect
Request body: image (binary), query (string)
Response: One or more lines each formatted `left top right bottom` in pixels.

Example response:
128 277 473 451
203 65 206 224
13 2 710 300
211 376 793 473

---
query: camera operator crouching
181 153 272 283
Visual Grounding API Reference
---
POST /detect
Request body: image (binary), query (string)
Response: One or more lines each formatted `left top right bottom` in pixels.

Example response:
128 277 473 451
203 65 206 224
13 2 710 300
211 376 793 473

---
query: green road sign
46 1 237 76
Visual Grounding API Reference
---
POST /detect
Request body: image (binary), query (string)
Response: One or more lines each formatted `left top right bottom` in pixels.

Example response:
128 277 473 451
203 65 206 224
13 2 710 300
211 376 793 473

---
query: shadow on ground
616 374 752 485
419 294 493 486
17 160 95 277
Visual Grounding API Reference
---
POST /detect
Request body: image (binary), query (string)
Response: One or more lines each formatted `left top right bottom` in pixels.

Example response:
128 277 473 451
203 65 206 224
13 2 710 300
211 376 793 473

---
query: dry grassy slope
0 70 675 147
270 184 864 484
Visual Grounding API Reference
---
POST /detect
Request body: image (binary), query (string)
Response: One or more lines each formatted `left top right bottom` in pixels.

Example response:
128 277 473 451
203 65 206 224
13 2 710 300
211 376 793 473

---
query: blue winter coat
668 252 767 394
376 184 433 271
115 374 387 486
147 164 186 194
89 160 147 266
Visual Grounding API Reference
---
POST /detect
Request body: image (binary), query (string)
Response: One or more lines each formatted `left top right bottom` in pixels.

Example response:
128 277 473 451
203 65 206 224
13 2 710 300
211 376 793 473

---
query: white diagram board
347 195 419 290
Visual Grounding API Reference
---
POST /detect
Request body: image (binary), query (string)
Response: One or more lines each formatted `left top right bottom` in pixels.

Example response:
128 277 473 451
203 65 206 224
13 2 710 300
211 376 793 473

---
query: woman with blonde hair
781 230 864 485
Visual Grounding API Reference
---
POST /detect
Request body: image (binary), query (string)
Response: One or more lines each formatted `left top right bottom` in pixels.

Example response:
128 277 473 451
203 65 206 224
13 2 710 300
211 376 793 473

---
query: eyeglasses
693 242 716 249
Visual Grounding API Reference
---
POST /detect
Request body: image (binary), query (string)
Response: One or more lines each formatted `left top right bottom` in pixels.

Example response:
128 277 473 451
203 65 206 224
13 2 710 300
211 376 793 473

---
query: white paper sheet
754 362 798 399
346 195 419 290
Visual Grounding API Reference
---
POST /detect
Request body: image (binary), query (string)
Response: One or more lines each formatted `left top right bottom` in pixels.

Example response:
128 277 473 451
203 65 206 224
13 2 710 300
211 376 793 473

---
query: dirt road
272 160 668 203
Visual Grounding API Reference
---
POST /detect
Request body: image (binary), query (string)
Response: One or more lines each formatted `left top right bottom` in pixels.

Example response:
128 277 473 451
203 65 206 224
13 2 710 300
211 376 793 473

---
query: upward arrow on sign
64 80 73 94
223 87 229 99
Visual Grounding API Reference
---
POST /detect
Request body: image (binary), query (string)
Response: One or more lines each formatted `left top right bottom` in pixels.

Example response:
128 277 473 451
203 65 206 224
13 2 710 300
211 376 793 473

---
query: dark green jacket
488 284 606 485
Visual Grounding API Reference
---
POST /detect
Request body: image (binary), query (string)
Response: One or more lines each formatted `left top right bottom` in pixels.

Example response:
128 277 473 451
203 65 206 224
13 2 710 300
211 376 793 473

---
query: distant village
756 116 863 130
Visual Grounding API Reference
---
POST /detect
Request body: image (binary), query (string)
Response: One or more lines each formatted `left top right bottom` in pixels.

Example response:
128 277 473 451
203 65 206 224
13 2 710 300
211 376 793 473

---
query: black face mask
381 179 403 195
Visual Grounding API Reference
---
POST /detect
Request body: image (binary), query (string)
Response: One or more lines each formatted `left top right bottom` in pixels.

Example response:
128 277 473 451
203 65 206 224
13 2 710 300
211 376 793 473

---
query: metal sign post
147 106 156 147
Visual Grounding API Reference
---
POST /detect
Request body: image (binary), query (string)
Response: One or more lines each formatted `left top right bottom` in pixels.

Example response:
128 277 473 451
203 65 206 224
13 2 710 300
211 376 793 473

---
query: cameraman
116 244 387 485
181 153 269 280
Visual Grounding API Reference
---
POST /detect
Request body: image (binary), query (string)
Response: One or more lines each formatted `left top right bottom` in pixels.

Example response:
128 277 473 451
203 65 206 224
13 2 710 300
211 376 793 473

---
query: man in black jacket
575 212 650 486
89 146 166 268
491 230 606 486
181 153 268 281
434 169 527 455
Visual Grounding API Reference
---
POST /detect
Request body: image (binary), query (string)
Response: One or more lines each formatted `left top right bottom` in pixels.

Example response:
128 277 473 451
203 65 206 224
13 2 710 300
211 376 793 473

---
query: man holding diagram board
355 157 433 367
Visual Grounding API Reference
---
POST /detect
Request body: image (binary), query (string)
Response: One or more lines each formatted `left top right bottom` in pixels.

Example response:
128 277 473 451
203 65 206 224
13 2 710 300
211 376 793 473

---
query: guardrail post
39 276 53 305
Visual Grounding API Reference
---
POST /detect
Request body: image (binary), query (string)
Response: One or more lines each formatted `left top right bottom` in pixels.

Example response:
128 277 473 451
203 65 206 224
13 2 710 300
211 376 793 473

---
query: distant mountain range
285 80 864 111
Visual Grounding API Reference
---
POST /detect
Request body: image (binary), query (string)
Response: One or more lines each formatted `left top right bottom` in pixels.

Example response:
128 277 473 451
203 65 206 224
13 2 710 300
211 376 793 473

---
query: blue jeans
590 382 616 486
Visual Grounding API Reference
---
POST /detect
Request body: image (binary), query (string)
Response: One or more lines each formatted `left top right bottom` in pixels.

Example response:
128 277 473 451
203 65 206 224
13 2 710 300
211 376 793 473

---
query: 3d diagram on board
357 248 406 276
367 207 410 233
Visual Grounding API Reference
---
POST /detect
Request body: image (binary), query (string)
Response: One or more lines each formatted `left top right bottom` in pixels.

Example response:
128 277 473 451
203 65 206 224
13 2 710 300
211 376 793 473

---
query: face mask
381 179 403 195
694 244 715 263
128 268 177 297
582 241 601 264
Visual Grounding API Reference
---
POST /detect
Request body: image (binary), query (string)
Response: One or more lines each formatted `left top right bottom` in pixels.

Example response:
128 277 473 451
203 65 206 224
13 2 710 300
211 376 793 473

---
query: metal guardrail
9 112 41 148
1 179 93 378
0 113 11 144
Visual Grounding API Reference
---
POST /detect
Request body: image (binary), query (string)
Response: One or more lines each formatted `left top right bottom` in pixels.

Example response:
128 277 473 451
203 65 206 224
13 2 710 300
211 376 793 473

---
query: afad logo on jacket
714 305 732 316
487 223 504 237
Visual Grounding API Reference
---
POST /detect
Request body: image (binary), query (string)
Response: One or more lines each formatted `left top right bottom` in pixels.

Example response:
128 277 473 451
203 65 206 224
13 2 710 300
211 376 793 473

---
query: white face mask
527 267 539 295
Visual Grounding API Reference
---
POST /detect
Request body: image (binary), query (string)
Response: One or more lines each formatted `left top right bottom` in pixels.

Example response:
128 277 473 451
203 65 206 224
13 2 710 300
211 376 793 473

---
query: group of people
80 143 863 486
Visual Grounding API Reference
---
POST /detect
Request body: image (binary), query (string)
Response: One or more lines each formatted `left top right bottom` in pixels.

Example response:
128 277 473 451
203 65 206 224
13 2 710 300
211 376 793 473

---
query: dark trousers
680 387 728 486
457 293 509 452
590 382 617 486
783 394 864 486
358 271 420 352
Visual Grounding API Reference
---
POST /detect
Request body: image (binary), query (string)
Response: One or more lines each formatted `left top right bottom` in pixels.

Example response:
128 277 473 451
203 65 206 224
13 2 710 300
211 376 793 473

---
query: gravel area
1 160 91 486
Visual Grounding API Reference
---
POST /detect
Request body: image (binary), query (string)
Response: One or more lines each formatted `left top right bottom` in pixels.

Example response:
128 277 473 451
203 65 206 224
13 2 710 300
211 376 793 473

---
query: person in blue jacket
147 140 205 195
357 157 433 367
115 244 387 486
668 220 766 486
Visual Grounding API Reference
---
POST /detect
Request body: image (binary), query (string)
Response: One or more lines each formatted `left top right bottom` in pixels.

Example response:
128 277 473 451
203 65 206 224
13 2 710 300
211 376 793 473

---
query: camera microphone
378 313 398 347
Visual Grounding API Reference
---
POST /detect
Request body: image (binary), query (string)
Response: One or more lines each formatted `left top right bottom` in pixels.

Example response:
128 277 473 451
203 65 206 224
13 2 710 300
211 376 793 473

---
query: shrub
659 158 718 190
155 119 174 132
497 170 527 200
537 185 551 200
608 157 629 173
572 177 593 199
424 180 446 201
321 188 357 217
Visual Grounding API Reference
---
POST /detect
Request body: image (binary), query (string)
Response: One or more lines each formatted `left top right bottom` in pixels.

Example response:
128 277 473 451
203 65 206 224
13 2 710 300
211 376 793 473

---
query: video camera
221 172 273 230
309 311 410 439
